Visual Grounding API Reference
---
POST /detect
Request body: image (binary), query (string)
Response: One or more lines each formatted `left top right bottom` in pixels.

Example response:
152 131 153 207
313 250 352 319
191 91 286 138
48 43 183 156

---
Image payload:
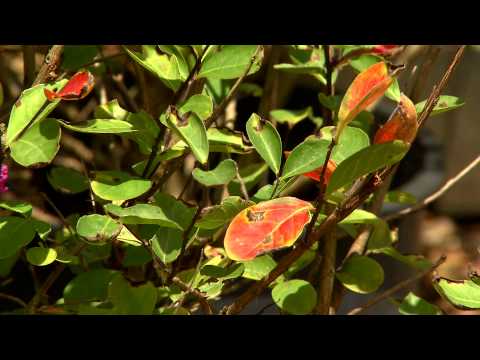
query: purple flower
0 164 9 193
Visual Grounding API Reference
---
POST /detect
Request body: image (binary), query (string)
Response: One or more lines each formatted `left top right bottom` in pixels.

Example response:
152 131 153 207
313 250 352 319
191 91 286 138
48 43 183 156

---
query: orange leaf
336 62 399 142
224 197 314 261
44 71 95 101
374 93 418 145
372 45 400 55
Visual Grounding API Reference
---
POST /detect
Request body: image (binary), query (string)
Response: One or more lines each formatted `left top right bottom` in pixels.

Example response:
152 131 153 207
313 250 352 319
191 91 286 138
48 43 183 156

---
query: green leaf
104 203 182 229
0 252 19 277
76 214 122 244
59 119 136 134
415 95 465 116
166 107 209 165
108 274 158 315
433 277 480 309
91 171 152 201
29 219 51 240
384 190 417 205
62 45 98 70
198 280 224 299
205 78 231 104
0 217 36 259
336 255 384 294
374 247 432 270
228 163 269 195
398 292 442 315
151 227 183 264
192 159 237 187
319 126 370 164
198 45 262 79
196 196 253 230
153 194 197 231
207 128 252 154
239 83 263 97
200 263 244 280
116 226 143 247
10 118 61 167
47 166 89 194
327 141 409 194
64 269 118 304
284 248 316 278
6 80 66 146
132 149 184 175
26 247 57 266
179 94 213 120
246 113 282 175
158 45 192 80
122 246 151 267
270 107 312 126
124 45 182 90
95 99 129 120
272 279 317 315
242 254 277 281
0 200 32 217
281 137 330 179
318 93 342 111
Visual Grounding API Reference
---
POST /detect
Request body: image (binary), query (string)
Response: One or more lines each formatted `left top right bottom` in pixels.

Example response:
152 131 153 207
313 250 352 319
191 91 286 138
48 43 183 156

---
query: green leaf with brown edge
10 118 61 168
91 171 152 201
166 106 209 165
0 217 36 259
0 200 32 217
196 196 253 230
415 95 465 117
192 159 237 187
272 279 317 315
76 214 122 245
270 107 313 126
26 247 57 266
104 203 182 229
6 80 67 146
336 255 384 294
207 127 252 154
433 277 480 309
47 166 89 194
198 45 262 79
179 94 213 120
326 140 409 194
281 136 330 179
398 292 442 315
246 113 282 175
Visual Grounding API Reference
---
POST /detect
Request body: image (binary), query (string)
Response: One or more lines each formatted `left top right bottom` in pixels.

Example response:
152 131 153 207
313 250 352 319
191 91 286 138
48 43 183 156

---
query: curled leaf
44 71 95 101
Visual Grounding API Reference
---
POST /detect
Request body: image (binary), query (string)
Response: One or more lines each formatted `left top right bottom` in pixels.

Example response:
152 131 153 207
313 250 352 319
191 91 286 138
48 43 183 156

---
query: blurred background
0 45 478 314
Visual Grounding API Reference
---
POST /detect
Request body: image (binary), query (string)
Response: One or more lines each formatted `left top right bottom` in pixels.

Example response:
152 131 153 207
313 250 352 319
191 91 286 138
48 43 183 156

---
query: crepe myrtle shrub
0 44 474 315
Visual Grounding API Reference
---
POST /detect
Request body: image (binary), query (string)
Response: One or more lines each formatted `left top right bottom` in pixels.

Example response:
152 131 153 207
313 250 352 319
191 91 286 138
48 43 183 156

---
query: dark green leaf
64 269 118 304
108 273 158 314
47 166 89 194
104 203 182 229
0 200 32 217
281 136 330 179
398 292 442 315
228 163 269 195
26 247 57 266
151 227 183 264
0 217 36 259
200 263 244 280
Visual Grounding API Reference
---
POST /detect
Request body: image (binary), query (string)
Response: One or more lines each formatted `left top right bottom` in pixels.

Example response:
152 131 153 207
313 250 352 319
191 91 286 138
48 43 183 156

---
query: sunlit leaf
336 255 384 294
398 292 442 315
192 159 237 187
91 171 151 201
272 279 317 315
281 137 330 179
224 197 313 261
196 196 253 230
433 276 480 309
415 95 465 117
0 217 36 259
26 247 57 266
104 203 182 229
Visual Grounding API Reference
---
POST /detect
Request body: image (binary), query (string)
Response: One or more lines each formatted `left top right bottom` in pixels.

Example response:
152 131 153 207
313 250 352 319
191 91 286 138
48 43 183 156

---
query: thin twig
235 163 250 201
385 153 480 221
0 292 27 308
205 46 262 128
347 255 446 315
171 276 213 315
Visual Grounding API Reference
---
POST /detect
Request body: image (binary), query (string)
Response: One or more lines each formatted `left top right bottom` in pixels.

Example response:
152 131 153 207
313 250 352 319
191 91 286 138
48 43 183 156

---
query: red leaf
224 197 314 261
372 45 400 55
336 62 400 141
44 71 95 101
374 93 418 145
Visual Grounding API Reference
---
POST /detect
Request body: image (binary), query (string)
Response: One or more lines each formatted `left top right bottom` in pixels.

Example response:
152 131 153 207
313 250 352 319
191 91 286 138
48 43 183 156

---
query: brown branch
385 153 480 222
0 292 28 308
347 255 446 315
314 226 337 314
32 45 64 86
171 276 213 315
235 163 250 201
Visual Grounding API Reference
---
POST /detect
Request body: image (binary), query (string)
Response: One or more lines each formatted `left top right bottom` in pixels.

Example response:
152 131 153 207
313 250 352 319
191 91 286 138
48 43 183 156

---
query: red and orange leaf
374 93 418 145
372 45 400 55
336 62 395 142
224 197 314 261
44 71 95 101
